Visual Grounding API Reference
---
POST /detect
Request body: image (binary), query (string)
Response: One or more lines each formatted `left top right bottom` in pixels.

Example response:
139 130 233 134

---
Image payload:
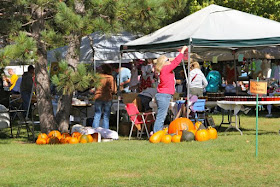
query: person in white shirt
189 61 208 97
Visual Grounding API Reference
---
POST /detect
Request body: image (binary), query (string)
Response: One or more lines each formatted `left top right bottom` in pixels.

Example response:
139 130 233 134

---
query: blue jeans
153 93 172 133
21 91 31 117
92 100 112 129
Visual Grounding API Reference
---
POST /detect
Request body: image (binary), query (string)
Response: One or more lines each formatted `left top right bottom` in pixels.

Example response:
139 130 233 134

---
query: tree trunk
56 1 84 132
56 94 72 133
56 35 81 132
35 53 57 133
31 4 57 133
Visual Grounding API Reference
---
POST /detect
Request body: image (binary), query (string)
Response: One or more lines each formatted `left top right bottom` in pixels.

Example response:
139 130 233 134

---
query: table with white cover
217 100 280 135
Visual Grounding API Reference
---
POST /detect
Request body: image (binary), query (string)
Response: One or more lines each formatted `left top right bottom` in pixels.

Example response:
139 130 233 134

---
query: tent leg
233 50 238 95
187 44 192 119
116 54 123 133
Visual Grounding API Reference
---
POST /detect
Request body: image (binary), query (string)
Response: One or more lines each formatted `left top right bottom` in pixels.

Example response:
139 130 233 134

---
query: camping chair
189 99 207 125
0 90 12 136
16 83 39 141
0 90 25 137
125 103 155 140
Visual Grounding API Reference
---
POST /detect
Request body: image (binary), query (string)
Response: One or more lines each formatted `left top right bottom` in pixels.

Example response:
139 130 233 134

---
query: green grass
0 114 280 186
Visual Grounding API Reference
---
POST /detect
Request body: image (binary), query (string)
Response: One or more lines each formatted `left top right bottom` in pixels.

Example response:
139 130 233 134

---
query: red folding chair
125 103 155 140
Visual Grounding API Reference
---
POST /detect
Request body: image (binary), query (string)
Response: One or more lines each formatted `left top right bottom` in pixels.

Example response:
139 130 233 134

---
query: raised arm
164 46 188 72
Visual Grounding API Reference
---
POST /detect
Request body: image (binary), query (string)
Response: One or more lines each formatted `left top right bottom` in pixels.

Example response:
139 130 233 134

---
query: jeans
153 93 172 133
92 100 112 129
21 91 31 118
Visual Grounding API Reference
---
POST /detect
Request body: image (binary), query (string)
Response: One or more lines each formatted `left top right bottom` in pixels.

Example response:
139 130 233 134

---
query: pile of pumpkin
36 130 96 145
149 117 217 144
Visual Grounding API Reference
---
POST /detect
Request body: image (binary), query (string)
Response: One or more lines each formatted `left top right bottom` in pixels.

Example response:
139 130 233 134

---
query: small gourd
161 134 172 144
195 129 209 142
171 134 182 143
37 133 48 140
48 130 61 138
207 126 218 139
36 138 47 145
48 136 60 144
149 130 165 143
181 130 195 142
79 135 89 143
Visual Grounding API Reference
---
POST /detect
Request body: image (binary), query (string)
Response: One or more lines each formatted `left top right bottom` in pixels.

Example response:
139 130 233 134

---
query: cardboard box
121 93 139 104
121 93 142 111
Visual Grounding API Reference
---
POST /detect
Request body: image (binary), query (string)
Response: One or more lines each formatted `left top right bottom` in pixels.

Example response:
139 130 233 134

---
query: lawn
0 113 280 186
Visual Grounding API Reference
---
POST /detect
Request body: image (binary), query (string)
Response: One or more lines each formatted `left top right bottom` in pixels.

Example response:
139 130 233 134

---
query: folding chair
189 99 207 125
125 103 155 140
16 83 38 141
0 90 25 137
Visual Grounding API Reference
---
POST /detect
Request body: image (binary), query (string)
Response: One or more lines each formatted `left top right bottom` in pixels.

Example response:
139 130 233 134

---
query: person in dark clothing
20 65 35 115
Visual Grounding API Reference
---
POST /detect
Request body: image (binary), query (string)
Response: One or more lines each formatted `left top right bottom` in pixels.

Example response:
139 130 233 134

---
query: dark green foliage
51 61 100 95
0 32 37 68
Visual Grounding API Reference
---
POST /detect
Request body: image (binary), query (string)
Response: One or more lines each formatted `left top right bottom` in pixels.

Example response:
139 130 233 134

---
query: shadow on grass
0 122 39 144
218 125 278 136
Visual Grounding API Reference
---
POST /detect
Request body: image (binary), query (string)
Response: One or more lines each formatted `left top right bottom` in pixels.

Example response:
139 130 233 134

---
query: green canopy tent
116 4 280 131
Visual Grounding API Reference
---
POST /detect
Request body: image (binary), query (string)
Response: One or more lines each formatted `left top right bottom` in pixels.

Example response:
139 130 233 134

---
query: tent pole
233 50 238 95
116 53 122 134
181 58 188 116
187 41 192 119
93 59 96 73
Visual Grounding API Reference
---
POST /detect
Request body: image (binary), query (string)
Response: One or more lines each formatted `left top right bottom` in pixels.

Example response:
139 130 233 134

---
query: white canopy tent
118 4 280 130
47 32 174 67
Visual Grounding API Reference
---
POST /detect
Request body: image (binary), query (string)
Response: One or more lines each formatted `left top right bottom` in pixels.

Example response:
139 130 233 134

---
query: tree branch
22 19 37 27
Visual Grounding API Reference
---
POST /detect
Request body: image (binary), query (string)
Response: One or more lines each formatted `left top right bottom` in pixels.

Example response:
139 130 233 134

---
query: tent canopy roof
121 4 280 53
47 32 163 64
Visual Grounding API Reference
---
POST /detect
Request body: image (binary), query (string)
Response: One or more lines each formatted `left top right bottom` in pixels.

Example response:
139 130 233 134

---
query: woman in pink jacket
153 46 188 133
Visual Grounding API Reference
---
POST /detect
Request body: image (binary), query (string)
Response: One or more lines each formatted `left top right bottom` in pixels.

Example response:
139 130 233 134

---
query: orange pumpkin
69 137 79 144
87 134 94 143
72 132 82 139
36 138 47 145
61 133 71 137
161 134 172 143
79 135 89 143
163 127 168 134
38 133 48 140
60 134 71 144
207 127 218 140
48 136 60 144
48 130 61 138
149 130 165 143
168 118 195 135
195 129 209 142
194 121 202 130
171 134 182 143
188 129 196 136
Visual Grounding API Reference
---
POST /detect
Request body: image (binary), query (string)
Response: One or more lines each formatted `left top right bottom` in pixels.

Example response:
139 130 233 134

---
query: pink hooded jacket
157 53 183 95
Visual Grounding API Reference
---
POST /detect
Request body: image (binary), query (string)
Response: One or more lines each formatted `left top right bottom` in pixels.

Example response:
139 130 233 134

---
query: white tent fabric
47 32 170 65
122 4 280 52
